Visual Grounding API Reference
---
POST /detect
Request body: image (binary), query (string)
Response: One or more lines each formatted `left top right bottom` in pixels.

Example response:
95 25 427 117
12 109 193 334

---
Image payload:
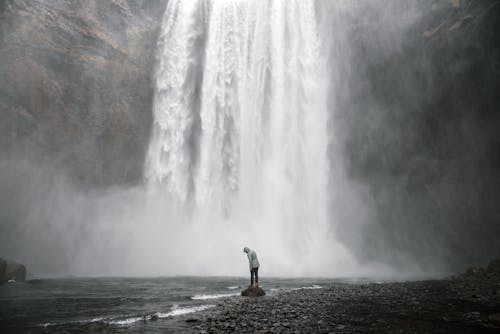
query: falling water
145 0 352 275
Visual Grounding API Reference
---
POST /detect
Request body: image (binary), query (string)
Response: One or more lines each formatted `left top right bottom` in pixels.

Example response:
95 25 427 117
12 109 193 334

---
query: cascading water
145 0 352 275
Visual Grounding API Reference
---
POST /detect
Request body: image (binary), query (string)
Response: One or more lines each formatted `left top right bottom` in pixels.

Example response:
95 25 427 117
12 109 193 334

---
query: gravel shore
182 264 500 333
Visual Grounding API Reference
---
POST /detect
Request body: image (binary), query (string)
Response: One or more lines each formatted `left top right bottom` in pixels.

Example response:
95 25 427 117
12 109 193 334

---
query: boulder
5 261 26 281
458 266 486 280
0 258 6 283
241 286 266 297
488 313 500 326
487 258 500 274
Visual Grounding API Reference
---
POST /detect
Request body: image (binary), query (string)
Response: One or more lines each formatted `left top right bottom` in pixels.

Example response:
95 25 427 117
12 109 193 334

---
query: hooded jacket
244 247 260 270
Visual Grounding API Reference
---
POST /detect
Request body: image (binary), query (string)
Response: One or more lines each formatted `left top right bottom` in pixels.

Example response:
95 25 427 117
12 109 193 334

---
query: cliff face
328 0 500 271
0 0 166 186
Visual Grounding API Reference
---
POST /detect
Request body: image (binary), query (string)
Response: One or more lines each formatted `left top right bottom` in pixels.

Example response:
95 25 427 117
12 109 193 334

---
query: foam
291 284 322 291
108 304 215 325
107 316 143 325
191 293 240 300
156 304 215 318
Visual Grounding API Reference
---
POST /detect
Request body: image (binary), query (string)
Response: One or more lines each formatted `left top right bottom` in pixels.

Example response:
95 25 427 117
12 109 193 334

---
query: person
243 247 260 287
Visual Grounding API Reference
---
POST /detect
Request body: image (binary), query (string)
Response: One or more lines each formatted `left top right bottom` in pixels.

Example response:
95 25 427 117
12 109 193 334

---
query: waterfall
145 0 348 275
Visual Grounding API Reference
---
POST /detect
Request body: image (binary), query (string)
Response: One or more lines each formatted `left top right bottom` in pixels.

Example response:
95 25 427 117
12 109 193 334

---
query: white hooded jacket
244 247 260 270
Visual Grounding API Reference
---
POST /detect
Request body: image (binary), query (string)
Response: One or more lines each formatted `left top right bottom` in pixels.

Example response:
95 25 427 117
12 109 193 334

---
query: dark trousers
250 267 259 285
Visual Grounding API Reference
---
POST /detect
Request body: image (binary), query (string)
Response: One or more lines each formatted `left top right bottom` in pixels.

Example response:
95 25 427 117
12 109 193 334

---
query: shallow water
0 277 341 333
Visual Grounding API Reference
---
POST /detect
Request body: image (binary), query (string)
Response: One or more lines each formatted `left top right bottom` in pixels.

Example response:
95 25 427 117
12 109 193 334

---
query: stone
5 261 26 281
464 266 485 277
0 258 6 284
488 313 500 326
464 311 480 320
487 258 500 274
241 286 266 297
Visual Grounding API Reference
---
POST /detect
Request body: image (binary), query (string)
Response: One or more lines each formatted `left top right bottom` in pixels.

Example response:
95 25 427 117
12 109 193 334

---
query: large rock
5 261 26 281
241 286 265 297
488 313 500 326
487 258 500 274
0 258 7 283
0 258 26 283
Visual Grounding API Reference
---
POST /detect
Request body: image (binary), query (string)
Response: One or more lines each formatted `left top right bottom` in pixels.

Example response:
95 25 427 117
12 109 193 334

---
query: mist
321 0 500 274
0 0 499 278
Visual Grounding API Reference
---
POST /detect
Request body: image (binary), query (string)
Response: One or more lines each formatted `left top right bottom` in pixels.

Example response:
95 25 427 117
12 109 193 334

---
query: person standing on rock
243 247 260 287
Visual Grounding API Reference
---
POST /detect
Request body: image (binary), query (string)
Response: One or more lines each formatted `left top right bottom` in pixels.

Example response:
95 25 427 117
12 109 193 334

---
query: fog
322 0 500 273
0 0 499 278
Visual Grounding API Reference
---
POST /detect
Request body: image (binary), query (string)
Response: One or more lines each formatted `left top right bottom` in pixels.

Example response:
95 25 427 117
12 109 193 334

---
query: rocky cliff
0 0 166 186
329 0 500 271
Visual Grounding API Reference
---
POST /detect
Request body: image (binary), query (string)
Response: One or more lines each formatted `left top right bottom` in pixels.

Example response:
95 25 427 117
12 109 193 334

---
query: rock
0 259 27 283
465 266 485 277
0 0 167 186
0 258 6 284
464 311 480 320
241 286 266 297
487 258 500 274
5 261 26 281
488 313 500 326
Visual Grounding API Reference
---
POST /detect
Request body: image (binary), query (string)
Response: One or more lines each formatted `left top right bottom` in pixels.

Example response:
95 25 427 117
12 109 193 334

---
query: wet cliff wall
0 0 166 186
327 0 500 272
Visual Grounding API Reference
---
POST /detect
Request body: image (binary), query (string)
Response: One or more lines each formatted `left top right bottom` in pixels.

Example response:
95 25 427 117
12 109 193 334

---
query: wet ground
2 264 499 333
186 266 500 333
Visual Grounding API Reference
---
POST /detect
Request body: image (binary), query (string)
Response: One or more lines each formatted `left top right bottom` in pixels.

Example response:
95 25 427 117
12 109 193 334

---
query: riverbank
185 269 500 333
1 268 499 333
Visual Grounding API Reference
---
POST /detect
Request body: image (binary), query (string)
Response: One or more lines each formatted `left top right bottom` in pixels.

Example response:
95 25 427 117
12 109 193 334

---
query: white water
191 293 240 300
143 0 359 276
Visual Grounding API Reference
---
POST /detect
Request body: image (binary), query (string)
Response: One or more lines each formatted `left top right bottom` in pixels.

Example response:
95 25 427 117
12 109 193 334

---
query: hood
243 247 250 253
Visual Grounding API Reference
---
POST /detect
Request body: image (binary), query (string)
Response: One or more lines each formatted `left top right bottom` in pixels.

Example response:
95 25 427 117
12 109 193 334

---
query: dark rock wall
0 0 166 186
329 0 500 272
